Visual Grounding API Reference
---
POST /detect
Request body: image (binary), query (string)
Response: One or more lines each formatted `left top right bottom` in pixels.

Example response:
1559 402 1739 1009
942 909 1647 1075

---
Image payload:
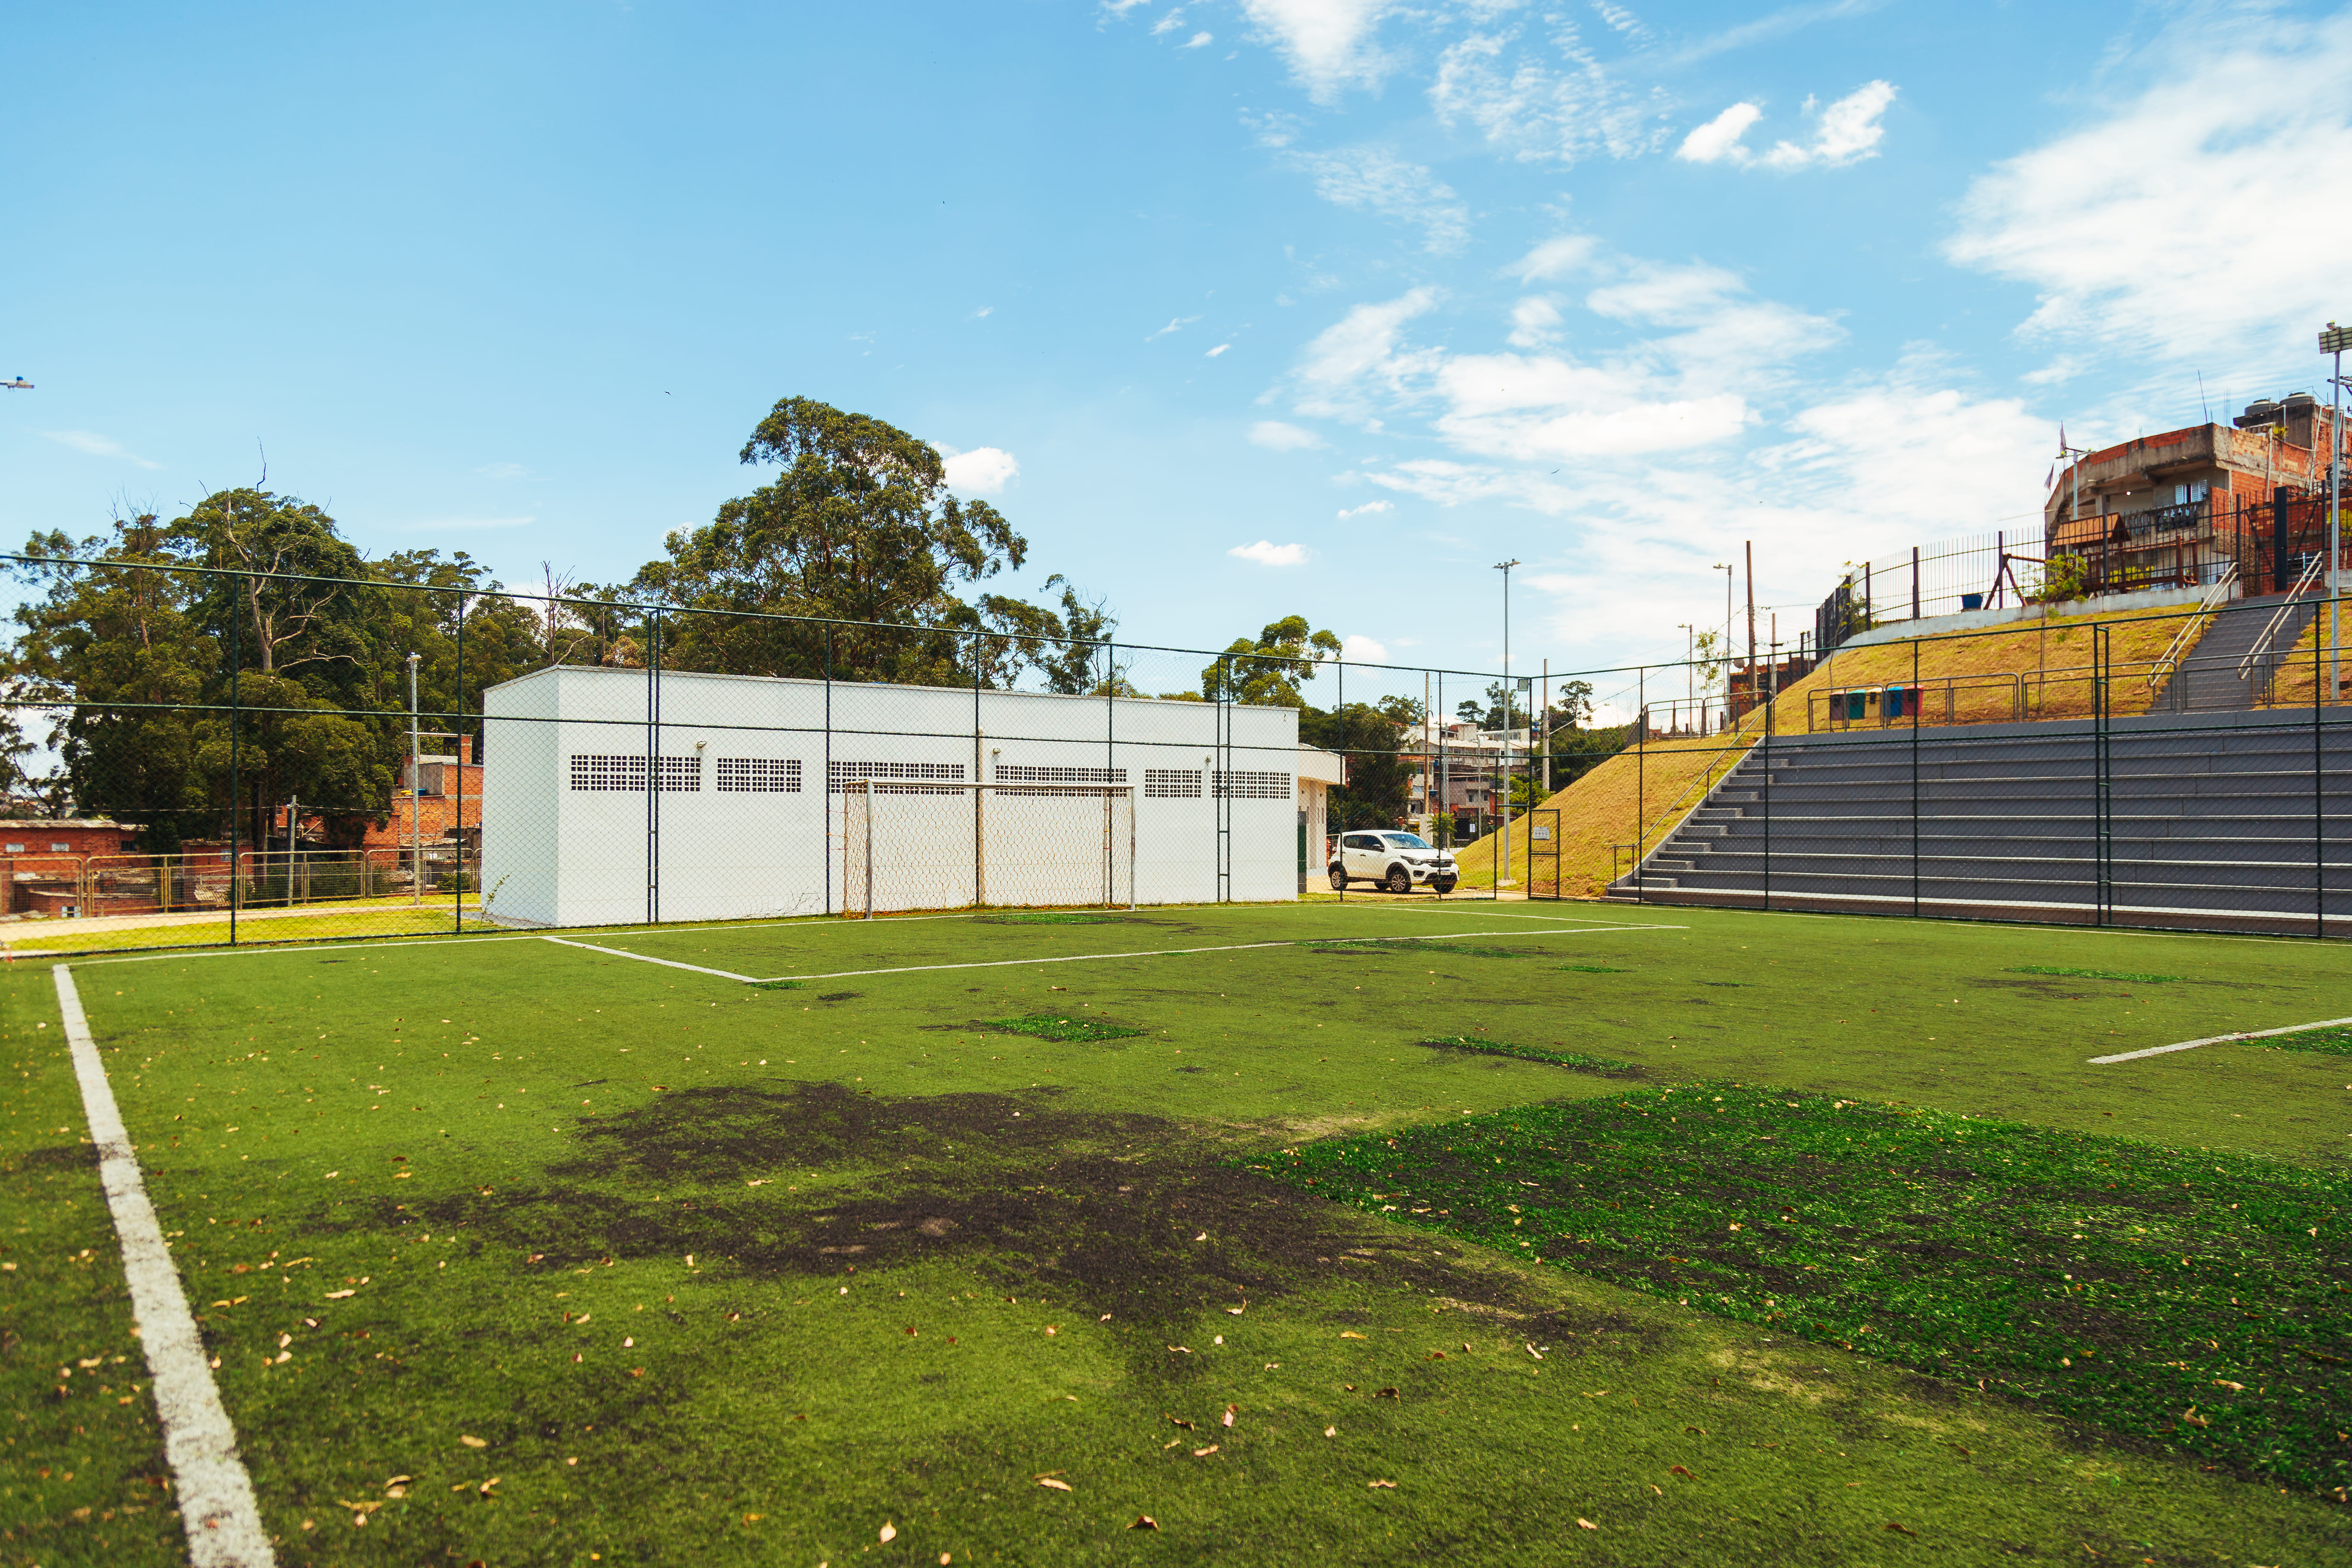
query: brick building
2045 395 2349 596
358 734 483 855
1 818 137 914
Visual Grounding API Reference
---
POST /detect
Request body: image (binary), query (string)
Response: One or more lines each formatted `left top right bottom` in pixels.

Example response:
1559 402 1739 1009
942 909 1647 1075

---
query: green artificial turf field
3 900 2349 1566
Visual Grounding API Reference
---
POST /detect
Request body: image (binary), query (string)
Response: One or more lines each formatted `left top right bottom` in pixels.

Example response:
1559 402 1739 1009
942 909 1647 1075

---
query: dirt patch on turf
398 1083 1648 1348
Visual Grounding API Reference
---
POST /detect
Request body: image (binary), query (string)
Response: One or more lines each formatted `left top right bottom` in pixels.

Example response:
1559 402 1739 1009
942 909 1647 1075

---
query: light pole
406 652 424 906
1494 558 1520 891
2323 322 2349 701
1678 622 1694 728
1713 563 1733 726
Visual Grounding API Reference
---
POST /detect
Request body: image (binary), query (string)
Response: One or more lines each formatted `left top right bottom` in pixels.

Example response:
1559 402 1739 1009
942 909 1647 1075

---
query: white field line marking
537 935 763 981
744 925 1686 984
52 965 277 1568
2090 1016 2352 1065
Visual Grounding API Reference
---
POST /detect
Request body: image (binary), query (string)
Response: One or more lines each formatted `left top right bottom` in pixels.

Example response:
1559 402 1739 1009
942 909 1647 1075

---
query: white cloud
1675 81 1895 170
1946 12 2352 371
1510 234 1601 283
937 445 1021 493
1229 539 1311 566
1675 101 1761 164
42 430 159 469
1286 147 1470 253
1250 420 1325 451
1287 286 1442 418
971 305 994 318
1239 0 1396 101
1147 315 1202 340
1152 8 1186 33
1430 23 1662 165
1206 342 1232 357
1337 499 1393 518
1340 632 1389 662
1183 31 1214 47
1507 295 1562 348
478 461 532 480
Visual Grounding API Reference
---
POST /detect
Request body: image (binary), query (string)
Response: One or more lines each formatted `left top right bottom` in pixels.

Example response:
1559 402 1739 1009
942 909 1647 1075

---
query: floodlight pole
1494 559 1520 893
2322 321 2349 701
406 652 423 905
1714 563 1733 728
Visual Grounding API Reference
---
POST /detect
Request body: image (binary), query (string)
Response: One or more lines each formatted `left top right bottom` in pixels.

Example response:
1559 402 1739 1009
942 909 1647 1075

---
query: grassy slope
1456 603 2200 894
4 903 2349 1566
2258 597 2352 707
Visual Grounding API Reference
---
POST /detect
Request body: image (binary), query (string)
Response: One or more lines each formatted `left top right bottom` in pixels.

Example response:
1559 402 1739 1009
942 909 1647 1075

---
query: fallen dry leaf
1194 1232 1207 1242
459 1436 487 1449
1168 1415 1194 1430
1886 1522 1917 1537
1526 1343 1544 1360
1340 1332 1367 1340
1670 1465 1693 1477
1044 1327 1057 1336
1375 1387 1399 1400
1037 1477 1073 1492
1577 1518 1598 1531
478 1478 501 1495
1193 1446 1219 1458
1129 1516 1159 1531
1324 1426 1336 1438
1222 1405 1237 1428
879 1521 897 1543
741 1513 763 1525
1684 1426 1706 1435
325 1290 355 1300
1163 1439 1182 1449
1227 1305 1245 1316
1368 1479 1396 1490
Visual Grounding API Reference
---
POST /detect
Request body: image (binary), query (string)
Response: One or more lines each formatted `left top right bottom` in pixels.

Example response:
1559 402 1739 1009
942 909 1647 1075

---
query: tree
634 397 1029 684
1201 616 1341 706
1302 701 1413 830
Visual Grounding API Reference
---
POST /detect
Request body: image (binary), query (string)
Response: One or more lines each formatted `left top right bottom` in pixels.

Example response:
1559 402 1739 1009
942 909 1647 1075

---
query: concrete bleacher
1610 707 2350 933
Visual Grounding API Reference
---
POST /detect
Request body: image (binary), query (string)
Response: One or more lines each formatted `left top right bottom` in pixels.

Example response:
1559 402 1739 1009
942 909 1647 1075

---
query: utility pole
1494 558 1520 891
1713 562 1733 730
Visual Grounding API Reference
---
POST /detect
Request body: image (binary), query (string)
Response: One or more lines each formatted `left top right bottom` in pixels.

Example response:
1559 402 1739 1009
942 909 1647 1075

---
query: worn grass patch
984 1012 1148 1044
978 911 1121 926
1558 965 1629 974
1257 1084 2352 1495
2006 965 2184 984
2268 1026 2352 1057
1415 1037 1642 1075
1309 938 1538 959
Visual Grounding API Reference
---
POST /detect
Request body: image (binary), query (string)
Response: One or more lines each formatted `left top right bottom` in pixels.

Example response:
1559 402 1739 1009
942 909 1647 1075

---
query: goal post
839 781 1136 917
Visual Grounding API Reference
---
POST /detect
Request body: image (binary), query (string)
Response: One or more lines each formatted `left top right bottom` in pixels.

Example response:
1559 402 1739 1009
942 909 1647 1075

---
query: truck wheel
1329 867 1348 891
1385 864 1413 895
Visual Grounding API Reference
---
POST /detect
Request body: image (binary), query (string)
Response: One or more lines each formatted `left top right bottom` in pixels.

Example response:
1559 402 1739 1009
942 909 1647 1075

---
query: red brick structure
2046 396 2349 596
359 735 482 854
1 818 136 914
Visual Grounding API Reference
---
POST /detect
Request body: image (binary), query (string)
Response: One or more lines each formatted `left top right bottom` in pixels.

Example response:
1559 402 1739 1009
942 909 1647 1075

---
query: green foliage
2033 552 2092 604
1299 701 1412 830
983 1011 1145 1043
1415 1035 1640 1072
1200 615 1340 705
1267 1085 2352 1492
2007 965 2184 983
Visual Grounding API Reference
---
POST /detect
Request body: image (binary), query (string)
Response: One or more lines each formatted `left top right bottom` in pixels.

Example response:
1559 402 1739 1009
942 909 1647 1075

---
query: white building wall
481 666 1304 926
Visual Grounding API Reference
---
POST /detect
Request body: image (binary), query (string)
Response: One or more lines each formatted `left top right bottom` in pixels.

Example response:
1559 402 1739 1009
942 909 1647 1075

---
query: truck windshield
1380 833 1433 849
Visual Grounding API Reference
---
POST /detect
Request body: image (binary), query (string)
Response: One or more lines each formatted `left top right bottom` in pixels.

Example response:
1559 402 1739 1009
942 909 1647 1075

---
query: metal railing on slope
2237 552 2330 683
2146 561 2238 693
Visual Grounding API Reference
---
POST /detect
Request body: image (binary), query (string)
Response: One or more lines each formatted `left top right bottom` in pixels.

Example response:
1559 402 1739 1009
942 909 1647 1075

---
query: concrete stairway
1611 708 2351 933
2150 593 2321 712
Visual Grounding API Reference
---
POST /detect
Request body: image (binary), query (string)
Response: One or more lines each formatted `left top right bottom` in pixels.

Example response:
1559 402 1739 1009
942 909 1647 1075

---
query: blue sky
6 0 2349 707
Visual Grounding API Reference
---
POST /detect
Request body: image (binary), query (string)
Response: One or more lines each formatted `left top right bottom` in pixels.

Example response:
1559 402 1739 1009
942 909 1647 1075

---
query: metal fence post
1911 632 1921 917
453 590 465 933
2095 622 2113 926
823 625 833 916
227 571 240 946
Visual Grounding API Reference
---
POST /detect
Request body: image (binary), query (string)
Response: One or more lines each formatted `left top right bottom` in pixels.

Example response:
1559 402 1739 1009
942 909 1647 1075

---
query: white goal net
838 782 1136 916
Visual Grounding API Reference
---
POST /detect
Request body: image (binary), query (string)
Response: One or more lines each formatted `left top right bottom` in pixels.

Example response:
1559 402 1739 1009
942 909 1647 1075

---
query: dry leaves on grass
1037 1476 1073 1493
1129 1516 1159 1531
879 1521 897 1543
1577 1518 1598 1531
459 1436 487 1449
1367 1480 1396 1490
1222 1406 1237 1428
1193 1446 1219 1458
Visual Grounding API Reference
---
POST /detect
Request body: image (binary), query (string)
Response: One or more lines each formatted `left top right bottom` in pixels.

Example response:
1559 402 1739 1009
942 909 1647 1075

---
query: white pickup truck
1328 830 1458 894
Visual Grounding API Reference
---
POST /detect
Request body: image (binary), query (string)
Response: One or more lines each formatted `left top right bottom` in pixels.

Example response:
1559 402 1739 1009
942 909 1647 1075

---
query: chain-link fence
0 553 1542 955
1596 592 2349 938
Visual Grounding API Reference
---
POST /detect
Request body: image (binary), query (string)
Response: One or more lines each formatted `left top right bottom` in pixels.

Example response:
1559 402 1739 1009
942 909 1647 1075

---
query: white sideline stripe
52 965 276 1568
745 924 1687 983
2090 1016 2352 1065
537 935 762 981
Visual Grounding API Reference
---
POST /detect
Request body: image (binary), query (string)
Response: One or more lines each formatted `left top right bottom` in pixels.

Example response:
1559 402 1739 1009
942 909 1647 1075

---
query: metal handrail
2236 553 2329 680
2146 562 2237 690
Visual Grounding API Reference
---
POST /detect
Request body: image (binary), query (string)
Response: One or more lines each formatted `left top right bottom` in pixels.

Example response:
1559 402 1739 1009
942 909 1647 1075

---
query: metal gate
1526 808 1562 900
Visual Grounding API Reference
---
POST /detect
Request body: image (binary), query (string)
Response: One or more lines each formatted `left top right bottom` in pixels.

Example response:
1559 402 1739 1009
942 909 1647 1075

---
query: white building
481 665 1343 927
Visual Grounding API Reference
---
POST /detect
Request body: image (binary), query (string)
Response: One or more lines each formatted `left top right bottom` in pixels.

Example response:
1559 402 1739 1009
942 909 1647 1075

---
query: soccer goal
839 780 1136 917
